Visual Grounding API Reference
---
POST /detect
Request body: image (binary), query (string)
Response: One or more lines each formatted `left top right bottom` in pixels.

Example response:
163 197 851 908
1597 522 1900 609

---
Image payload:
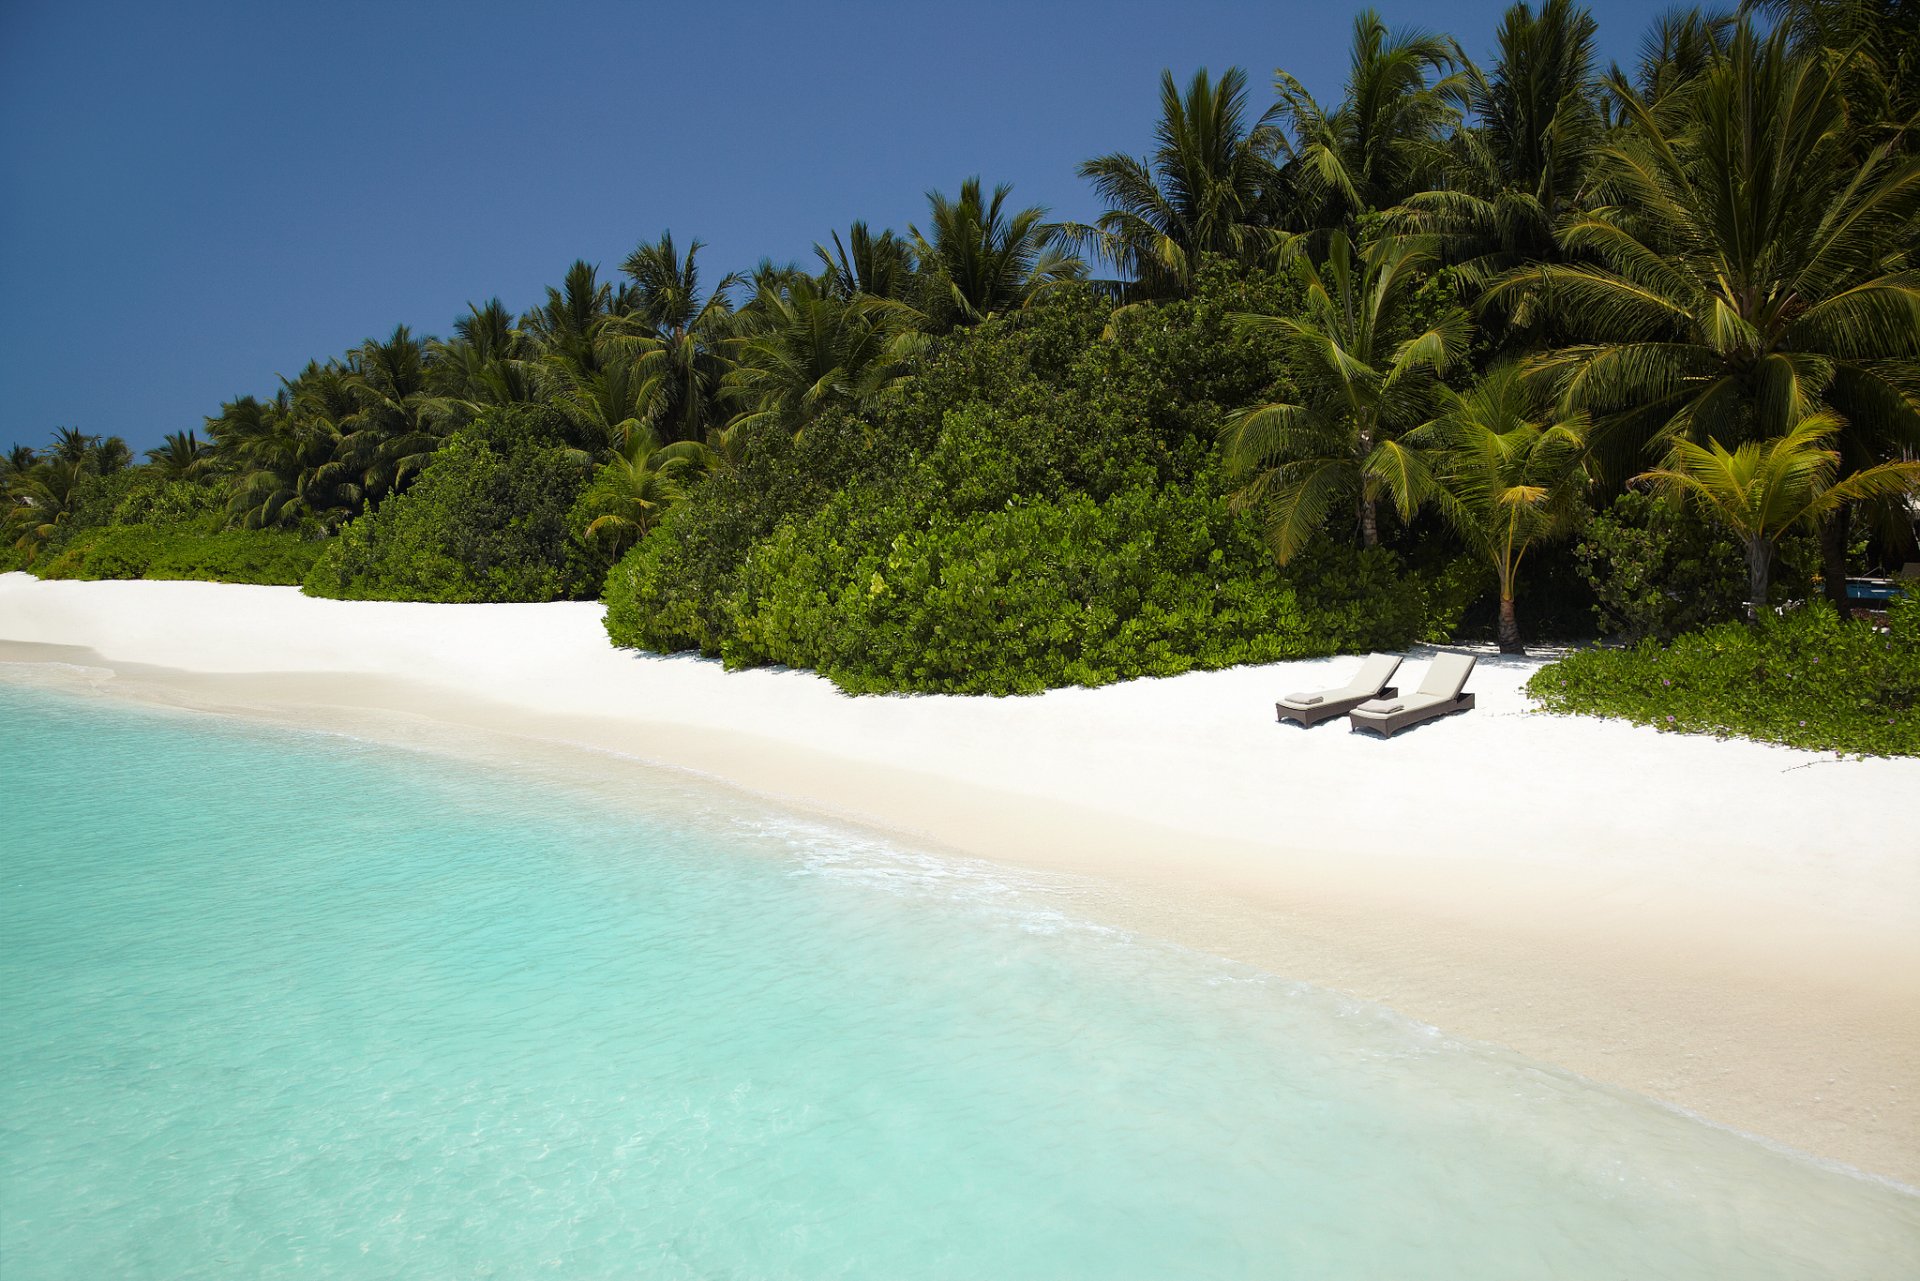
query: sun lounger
1275 653 1402 727
1348 653 1476 738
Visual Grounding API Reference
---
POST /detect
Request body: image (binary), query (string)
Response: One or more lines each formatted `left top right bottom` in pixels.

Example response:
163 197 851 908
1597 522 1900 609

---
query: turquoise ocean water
2 678 1916 1279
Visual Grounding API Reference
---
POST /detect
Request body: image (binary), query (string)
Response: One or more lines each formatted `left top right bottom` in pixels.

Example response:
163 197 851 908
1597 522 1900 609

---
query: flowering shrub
1527 595 1919 757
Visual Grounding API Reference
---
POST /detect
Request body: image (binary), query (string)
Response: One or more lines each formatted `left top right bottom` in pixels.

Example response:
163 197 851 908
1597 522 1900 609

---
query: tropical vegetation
5 2 1915 742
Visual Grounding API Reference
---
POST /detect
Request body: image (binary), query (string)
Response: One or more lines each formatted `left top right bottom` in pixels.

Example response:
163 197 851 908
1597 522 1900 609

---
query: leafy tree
432 299 540 410
1222 231 1470 558
1061 67 1284 299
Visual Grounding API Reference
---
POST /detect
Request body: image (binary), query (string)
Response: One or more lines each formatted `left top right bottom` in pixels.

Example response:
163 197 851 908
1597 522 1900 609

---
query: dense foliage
1574 491 1817 642
37 527 322 586
1528 595 1920 757
6 1 1915 710
303 409 598 603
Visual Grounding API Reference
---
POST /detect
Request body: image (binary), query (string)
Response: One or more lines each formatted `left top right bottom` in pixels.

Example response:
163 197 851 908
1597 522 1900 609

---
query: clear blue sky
1 0 1675 454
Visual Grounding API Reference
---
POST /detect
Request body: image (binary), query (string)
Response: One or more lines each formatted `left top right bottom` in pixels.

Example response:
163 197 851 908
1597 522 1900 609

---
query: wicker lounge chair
1275 653 1403 727
1348 653 1476 738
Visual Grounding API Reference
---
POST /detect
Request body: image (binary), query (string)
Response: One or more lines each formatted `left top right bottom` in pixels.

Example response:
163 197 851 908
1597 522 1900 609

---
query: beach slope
2 572 1915 1184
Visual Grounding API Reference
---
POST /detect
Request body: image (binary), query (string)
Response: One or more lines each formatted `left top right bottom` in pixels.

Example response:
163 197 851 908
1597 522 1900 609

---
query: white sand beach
3 571 1916 1185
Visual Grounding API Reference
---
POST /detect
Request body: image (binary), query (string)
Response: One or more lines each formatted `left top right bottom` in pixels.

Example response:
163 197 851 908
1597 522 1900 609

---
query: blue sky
1 0 1674 453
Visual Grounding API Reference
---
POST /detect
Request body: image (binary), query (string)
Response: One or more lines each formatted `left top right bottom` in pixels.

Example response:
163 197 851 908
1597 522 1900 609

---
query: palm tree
578 427 712 558
1406 364 1590 651
5 457 89 563
146 430 214 479
1638 417 1920 616
211 366 361 530
338 325 452 504
47 427 98 465
1275 11 1468 234
1060 67 1284 299
815 223 919 304
609 233 742 445
523 261 616 383
2 444 36 480
1494 21 1920 593
724 275 918 436
1403 0 1602 306
908 178 1084 331
1222 230 1471 558
432 299 540 409
1624 8 1735 115
1748 0 1918 151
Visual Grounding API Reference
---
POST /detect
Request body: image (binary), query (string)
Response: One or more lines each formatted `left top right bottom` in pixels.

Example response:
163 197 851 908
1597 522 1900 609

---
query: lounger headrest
1418 652 1477 697
1351 652 1402 692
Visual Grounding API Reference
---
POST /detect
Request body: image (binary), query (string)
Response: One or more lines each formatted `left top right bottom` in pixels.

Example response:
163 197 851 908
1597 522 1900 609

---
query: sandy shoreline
2 571 1916 1186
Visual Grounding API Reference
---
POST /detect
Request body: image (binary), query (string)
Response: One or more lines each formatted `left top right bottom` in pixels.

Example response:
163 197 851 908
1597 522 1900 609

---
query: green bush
1527 595 1920 756
598 266 1456 695
1574 491 1816 642
35 526 322 585
303 409 596 603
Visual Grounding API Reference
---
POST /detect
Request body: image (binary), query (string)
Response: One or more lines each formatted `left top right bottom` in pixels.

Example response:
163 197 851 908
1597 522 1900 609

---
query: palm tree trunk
1359 493 1379 548
1819 504 1852 619
1745 538 1771 623
1497 594 1523 654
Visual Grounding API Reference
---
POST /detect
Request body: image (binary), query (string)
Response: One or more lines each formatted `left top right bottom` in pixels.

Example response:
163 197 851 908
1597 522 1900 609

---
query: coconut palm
5 457 89 562
1406 363 1590 651
815 223 919 304
1494 20 1920 590
1638 416 1920 616
1747 0 1919 149
1625 7 1735 114
47 427 98 465
1274 11 1469 234
432 299 540 409
609 234 742 445
212 366 361 530
1222 230 1471 558
577 427 713 558
145 430 214 480
338 325 453 504
724 275 919 436
908 178 1084 332
1403 0 1602 305
523 261 617 383
1060 67 1285 299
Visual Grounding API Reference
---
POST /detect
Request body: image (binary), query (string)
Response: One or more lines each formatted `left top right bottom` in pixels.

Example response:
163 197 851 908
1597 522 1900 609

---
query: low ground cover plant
36 526 322 586
1527 596 1919 757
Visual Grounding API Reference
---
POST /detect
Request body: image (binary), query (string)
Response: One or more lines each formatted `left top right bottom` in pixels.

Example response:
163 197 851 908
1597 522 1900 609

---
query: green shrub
303 409 595 603
1574 491 1816 642
35 526 322 585
1527 595 1920 756
611 477 1430 695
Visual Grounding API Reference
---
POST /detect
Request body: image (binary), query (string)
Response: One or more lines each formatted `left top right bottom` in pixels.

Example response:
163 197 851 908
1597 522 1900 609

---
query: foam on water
2 680 1916 1279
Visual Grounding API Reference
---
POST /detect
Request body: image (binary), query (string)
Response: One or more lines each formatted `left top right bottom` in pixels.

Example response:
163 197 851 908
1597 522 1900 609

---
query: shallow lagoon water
2 679 1916 1278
